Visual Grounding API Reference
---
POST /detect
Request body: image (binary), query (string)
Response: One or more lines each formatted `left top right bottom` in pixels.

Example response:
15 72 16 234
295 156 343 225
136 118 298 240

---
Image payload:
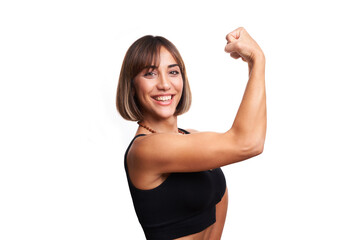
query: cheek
173 76 184 92
133 79 150 97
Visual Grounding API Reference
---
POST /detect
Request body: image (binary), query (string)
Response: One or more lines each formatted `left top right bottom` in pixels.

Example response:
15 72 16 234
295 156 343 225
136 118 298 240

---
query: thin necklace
137 121 185 134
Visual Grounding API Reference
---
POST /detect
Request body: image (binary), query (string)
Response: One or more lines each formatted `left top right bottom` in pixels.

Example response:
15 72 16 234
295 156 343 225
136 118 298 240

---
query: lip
151 94 175 106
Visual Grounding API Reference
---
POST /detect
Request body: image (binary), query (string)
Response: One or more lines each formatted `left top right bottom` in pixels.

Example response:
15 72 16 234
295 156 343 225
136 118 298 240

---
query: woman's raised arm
128 27 266 173
224 27 266 155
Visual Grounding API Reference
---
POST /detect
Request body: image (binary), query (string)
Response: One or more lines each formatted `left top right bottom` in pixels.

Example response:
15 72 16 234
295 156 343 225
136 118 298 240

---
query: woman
116 27 266 240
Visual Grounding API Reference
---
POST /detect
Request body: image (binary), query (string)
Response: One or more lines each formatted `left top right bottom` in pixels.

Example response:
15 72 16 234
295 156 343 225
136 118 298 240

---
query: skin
127 27 266 240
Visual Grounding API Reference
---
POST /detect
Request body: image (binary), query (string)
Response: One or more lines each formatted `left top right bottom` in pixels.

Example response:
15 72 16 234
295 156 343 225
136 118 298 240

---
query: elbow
226 130 265 161
252 141 264 156
237 138 265 160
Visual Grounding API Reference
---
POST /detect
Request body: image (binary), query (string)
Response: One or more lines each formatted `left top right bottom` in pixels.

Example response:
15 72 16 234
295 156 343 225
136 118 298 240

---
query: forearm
229 54 267 149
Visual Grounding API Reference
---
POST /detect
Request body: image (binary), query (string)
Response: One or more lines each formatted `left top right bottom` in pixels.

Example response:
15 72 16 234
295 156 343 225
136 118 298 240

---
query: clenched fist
224 27 265 64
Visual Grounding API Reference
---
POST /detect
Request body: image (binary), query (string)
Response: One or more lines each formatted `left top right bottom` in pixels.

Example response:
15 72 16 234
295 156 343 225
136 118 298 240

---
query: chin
156 112 177 120
152 108 177 120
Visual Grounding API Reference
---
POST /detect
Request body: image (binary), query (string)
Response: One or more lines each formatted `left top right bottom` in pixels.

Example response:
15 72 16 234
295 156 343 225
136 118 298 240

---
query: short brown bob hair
116 35 192 121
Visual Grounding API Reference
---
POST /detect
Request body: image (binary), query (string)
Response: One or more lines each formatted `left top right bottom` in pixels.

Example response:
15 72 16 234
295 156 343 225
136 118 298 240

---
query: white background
1 0 359 239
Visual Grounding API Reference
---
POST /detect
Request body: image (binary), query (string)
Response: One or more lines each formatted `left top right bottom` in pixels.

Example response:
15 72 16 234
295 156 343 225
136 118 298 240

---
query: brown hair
116 35 191 121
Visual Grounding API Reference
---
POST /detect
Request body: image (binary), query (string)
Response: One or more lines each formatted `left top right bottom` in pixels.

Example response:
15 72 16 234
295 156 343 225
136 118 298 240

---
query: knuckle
239 27 247 35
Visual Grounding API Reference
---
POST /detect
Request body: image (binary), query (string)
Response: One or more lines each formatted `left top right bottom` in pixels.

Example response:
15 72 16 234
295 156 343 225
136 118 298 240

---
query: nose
157 72 171 91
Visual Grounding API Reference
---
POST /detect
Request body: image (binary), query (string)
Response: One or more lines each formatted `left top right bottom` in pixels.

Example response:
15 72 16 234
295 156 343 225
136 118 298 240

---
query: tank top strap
124 134 146 172
178 128 190 134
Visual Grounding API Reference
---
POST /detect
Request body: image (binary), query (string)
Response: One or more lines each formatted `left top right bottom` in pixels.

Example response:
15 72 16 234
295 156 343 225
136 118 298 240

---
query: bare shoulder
126 134 148 167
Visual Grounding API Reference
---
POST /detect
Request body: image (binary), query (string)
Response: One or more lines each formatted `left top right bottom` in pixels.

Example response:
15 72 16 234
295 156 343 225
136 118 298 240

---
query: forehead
131 44 181 78
158 47 177 64
146 47 178 69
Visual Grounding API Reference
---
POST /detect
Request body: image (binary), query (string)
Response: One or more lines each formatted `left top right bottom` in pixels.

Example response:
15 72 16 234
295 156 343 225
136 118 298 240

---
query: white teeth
155 95 172 101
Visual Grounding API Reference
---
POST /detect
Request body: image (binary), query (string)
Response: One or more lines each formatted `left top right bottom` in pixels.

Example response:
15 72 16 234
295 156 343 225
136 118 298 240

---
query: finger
226 27 244 42
226 33 236 43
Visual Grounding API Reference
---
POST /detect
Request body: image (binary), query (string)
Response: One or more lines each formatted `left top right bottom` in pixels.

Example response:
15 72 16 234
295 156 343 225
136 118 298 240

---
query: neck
139 115 179 134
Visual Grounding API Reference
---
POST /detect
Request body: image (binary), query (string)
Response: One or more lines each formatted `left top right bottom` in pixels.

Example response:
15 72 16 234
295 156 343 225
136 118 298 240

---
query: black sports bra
124 129 226 240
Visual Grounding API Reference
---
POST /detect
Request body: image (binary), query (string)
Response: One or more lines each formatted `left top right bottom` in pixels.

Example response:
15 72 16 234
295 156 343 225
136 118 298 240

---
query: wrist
248 50 265 69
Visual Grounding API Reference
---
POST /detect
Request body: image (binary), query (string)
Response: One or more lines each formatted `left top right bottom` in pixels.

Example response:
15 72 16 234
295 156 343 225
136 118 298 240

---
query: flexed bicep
129 131 261 174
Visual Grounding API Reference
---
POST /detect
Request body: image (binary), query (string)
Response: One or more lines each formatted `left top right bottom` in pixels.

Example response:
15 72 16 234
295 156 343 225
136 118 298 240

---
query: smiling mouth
152 95 173 102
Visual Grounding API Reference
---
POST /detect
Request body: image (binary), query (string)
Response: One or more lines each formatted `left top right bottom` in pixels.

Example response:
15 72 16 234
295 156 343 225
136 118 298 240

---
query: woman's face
133 47 183 121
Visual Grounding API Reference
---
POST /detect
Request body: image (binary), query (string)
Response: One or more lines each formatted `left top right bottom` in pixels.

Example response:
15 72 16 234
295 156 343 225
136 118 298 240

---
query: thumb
224 41 238 53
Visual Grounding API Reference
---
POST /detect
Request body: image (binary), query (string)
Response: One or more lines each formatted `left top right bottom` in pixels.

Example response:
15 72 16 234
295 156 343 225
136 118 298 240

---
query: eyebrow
144 64 179 70
168 64 179 68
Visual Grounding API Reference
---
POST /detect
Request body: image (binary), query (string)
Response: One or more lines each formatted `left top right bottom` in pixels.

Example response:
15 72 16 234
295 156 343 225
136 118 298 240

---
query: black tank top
124 129 227 240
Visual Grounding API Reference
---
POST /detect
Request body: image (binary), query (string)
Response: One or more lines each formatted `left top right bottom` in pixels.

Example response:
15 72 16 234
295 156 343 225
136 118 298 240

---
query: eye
144 71 156 77
170 70 179 75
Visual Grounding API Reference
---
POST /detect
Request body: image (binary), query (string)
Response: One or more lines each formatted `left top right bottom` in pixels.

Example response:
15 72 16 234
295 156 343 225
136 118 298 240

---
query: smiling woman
132 47 184 122
117 35 191 123
116 28 266 240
